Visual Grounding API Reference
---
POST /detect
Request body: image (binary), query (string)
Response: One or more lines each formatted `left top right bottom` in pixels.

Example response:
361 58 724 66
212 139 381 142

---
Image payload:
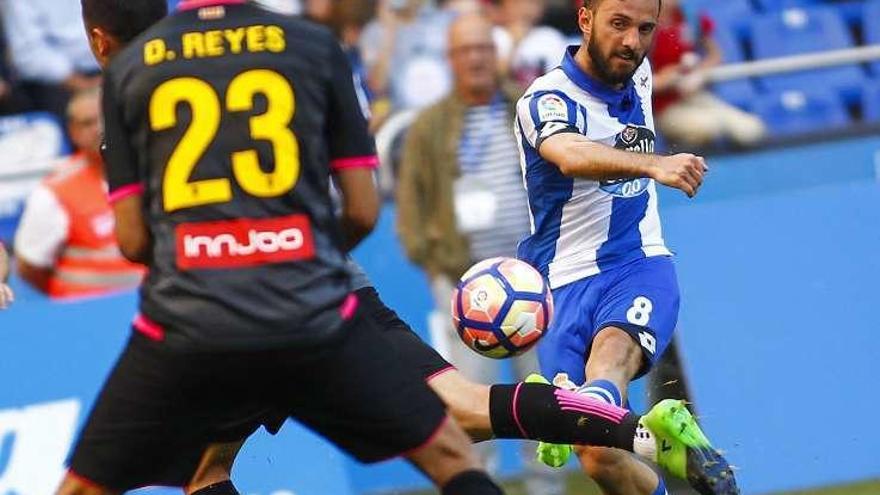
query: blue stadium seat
865 0 880 76
754 0 820 12
711 27 759 109
753 89 851 136
750 6 866 103
693 0 755 39
714 25 747 63
713 80 759 110
829 0 867 28
863 81 880 123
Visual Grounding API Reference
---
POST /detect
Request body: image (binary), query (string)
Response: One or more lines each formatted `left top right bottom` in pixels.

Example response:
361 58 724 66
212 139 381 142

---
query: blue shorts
537 256 680 385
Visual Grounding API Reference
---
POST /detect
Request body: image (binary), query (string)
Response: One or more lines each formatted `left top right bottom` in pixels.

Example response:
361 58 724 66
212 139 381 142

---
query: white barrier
707 44 880 82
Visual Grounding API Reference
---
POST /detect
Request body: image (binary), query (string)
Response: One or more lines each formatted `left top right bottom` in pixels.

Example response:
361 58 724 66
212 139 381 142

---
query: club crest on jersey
614 125 655 154
601 126 656 198
537 94 569 122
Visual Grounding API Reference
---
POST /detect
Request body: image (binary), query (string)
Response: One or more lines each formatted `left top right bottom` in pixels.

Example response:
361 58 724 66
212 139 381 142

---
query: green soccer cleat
525 373 573 468
641 399 740 495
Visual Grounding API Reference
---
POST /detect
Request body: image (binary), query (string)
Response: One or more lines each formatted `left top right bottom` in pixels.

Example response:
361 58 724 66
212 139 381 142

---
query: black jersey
102 0 377 350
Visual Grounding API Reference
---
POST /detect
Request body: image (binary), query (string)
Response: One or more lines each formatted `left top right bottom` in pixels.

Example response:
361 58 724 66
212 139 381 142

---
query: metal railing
373 44 880 194
707 44 880 82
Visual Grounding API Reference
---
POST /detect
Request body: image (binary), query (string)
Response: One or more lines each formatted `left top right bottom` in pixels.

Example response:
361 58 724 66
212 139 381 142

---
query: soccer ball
451 257 554 359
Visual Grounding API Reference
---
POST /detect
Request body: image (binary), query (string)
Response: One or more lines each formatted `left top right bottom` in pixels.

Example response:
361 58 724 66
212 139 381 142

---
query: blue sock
579 379 623 407
651 477 668 495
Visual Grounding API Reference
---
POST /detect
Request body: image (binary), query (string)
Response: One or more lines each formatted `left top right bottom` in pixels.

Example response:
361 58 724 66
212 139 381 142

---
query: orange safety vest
44 154 145 299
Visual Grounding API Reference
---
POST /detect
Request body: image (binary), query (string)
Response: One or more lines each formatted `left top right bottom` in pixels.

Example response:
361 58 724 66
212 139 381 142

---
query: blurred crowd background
0 1 877 493
0 0 878 276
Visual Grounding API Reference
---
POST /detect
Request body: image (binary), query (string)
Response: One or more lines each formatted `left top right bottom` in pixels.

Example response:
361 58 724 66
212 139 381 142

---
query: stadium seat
753 89 851 136
865 0 880 76
714 25 747 63
694 0 755 38
830 0 867 28
753 0 820 13
750 6 866 104
863 81 880 123
711 27 759 110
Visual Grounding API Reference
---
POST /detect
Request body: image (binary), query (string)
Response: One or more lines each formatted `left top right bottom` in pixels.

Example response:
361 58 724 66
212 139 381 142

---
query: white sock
633 418 658 462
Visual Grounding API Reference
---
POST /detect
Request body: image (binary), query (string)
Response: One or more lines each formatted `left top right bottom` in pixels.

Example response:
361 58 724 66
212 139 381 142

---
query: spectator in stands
328 0 377 115
494 0 568 89
0 241 12 309
652 0 765 148
360 0 457 121
14 89 144 300
0 0 101 119
304 0 332 20
396 13 563 495
0 18 30 116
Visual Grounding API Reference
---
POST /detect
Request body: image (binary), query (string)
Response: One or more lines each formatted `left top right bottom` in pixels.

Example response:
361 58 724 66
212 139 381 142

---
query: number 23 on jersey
149 69 300 212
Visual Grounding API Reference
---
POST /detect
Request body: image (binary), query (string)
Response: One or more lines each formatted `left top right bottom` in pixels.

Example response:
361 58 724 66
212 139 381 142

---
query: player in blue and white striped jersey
515 0 738 494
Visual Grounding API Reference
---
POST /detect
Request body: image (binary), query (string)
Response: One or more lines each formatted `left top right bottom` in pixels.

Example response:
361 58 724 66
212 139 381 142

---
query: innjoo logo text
176 214 315 269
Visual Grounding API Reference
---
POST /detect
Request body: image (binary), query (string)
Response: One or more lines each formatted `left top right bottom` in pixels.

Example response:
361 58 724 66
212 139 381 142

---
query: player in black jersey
59 1 505 494
65 2 731 495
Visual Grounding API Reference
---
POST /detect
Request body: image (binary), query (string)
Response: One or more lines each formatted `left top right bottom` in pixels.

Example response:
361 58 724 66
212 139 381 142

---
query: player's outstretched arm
0 242 13 309
539 133 708 198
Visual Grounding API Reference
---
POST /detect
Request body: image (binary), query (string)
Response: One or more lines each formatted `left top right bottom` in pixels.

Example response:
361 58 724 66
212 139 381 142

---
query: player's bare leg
403 415 492 486
575 326 661 495
186 442 245 494
56 475 119 495
428 370 494 441
188 419 502 494
187 368 648 493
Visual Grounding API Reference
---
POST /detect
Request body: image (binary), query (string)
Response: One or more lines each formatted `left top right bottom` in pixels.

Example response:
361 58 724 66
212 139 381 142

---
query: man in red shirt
651 0 765 148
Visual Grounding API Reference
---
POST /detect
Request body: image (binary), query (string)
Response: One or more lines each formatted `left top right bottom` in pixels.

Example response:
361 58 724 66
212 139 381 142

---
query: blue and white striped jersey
515 46 671 289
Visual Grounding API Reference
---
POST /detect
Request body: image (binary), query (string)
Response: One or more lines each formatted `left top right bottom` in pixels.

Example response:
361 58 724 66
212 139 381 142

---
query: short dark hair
583 0 662 13
81 0 168 43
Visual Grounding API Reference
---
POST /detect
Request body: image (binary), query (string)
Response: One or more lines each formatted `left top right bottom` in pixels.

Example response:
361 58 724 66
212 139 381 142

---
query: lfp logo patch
537 94 569 122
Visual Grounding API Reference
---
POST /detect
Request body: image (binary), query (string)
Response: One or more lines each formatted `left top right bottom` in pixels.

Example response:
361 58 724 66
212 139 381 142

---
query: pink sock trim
424 365 456 383
511 382 529 438
554 389 628 423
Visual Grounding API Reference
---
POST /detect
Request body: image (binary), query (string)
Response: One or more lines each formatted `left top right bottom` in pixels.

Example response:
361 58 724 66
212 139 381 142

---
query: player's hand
0 283 13 309
652 153 708 198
